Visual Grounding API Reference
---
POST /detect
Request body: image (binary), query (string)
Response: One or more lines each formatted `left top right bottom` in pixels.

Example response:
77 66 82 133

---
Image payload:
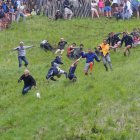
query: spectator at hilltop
91 0 99 18
55 10 63 20
2 1 9 13
122 0 133 19
16 2 26 22
0 6 5 19
98 0 104 16
63 0 73 20
131 0 139 19
104 0 112 18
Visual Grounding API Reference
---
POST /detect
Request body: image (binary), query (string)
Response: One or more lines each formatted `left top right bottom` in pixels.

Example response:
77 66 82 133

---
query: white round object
36 92 41 98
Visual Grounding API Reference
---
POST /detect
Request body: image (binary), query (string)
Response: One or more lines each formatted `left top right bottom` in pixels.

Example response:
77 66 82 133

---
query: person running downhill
121 32 134 56
99 39 112 71
13 41 34 69
107 32 121 52
18 69 36 95
80 48 100 75
68 57 81 82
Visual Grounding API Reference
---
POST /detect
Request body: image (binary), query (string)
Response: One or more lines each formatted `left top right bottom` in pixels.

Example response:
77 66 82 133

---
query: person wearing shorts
91 0 99 18
55 38 67 55
80 49 100 75
104 0 112 18
121 32 134 56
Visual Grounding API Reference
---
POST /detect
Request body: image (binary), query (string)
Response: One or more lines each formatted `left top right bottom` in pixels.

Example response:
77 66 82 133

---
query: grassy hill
0 17 140 140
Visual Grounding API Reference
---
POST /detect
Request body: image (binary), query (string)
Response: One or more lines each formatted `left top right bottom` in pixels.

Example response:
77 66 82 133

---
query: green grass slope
0 17 140 140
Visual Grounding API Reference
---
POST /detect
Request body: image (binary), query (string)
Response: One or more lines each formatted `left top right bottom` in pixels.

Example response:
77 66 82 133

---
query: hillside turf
0 17 140 140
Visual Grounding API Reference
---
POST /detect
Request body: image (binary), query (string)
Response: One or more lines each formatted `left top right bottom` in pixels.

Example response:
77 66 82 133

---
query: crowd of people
0 0 139 27
0 0 37 29
14 28 140 95
55 0 140 20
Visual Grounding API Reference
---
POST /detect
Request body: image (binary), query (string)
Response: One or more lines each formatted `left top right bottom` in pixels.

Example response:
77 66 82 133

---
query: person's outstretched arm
13 47 19 51
18 75 24 83
24 46 34 49
71 57 81 66
94 54 100 62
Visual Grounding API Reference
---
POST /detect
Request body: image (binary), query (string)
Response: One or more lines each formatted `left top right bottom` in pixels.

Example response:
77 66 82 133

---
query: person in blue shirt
121 32 134 56
80 48 100 75
68 57 81 82
2 1 9 13
51 56 63 67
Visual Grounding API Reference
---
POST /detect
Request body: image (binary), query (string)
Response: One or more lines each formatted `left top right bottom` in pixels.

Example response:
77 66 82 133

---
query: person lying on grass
80 48 100 75
18 69 36 95
13 41 34 70
68 57 81 82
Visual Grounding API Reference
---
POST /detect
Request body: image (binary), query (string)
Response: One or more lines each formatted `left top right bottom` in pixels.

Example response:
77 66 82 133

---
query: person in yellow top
99 39 112 71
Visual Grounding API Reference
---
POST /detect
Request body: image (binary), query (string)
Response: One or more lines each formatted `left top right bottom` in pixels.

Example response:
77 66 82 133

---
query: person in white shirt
91 0 99 18
122 0 133 19
16 2 26 22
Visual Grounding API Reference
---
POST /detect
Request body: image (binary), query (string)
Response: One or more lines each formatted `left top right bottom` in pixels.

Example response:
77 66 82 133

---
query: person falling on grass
46 66 67 81
99 39 112 71
13 41 34 69
18 69 36 95
80 48 100 75
68 57 81 82
46 56 67 81
121 32 134 56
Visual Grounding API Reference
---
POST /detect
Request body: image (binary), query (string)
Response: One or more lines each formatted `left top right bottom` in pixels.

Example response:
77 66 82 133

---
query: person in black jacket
107 32 121 52
121 32 134 56
55 38 67 55
55 10 63 20
18 69 36 95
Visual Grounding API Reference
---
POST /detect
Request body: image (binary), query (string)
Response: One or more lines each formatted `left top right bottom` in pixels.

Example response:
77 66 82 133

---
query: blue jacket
46 67 59 79
81 52 100 63
69 65 77 75
51 56 63 66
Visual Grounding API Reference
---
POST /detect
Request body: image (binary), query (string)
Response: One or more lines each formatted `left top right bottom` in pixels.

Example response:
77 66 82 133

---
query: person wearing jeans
16 2 26 22
13 41 33 69
100 39 112 71
18 69 36 95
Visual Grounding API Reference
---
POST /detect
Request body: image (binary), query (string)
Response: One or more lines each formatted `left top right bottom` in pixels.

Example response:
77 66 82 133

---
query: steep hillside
0 17 140 140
